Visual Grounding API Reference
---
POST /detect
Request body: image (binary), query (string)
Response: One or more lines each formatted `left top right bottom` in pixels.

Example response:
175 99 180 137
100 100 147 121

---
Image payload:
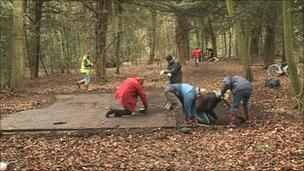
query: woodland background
0 0 303 170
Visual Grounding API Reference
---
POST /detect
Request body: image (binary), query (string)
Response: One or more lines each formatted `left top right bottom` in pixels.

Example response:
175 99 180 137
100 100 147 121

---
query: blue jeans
83 74 90 85
230 89 252 114
196 113 212 125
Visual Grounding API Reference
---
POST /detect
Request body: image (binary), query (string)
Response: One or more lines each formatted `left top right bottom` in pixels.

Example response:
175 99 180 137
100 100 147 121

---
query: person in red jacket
191 48 202 66
106 77 149 117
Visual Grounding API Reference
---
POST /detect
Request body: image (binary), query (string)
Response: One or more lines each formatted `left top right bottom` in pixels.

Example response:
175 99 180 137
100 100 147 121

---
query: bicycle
267 60 300 77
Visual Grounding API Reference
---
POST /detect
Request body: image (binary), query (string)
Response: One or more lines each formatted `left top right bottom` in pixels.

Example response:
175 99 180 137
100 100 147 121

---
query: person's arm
220 79 232 97
136 84 148 109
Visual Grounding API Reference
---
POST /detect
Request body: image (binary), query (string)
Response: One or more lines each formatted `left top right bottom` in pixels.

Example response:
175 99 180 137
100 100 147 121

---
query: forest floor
0 60 303 170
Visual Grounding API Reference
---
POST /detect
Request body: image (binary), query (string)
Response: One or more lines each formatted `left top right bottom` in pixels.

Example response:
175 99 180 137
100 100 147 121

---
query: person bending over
165 83 210 126
220 75 253 127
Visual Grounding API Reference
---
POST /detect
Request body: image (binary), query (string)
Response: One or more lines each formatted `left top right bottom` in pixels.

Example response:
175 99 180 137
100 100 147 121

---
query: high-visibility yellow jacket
80 56 91 75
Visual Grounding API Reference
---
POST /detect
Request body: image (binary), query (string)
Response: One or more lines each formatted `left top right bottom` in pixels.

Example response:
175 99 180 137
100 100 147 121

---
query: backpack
265 77 281 89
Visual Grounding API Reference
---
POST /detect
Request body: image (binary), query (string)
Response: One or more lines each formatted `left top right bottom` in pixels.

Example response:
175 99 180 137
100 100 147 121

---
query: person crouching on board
106 77 148 117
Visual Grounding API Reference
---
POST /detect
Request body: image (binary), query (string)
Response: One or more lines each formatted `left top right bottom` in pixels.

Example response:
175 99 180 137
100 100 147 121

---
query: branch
80 0 98 17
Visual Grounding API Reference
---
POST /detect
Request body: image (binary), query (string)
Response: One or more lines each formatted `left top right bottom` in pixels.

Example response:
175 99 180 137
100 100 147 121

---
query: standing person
77 51 93 90
191 47 202 66
160 54 183 110
160 54 182 84
106 77 148 117
165 83 210 127
220 75 253 127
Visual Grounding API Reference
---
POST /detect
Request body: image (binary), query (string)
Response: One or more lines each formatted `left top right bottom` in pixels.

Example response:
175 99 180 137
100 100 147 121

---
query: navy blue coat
220 75 253 96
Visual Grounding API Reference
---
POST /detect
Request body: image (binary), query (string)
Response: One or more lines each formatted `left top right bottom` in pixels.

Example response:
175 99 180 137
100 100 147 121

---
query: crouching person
106 77 148 117
165 83 209 128
220 75 253 127
196 91 222 125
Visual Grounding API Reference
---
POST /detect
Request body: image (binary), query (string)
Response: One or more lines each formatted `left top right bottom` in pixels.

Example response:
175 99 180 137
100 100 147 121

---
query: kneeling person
196 91 222 124
106 77 148 117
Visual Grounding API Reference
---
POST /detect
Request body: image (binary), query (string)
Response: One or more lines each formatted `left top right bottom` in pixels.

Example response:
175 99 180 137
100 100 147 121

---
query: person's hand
160 70 165 75
213 90 221 98
224 90 231 100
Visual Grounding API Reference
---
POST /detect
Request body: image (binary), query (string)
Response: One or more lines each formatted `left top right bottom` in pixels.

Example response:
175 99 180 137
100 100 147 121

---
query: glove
160 70 165 75
90 63 94 66
167 73 172 77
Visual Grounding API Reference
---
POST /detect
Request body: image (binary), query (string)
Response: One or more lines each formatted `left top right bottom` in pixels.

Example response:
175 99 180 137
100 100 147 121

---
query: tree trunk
64 28 70 74
195 20 201 48
263 26 275 68
30 0 43 79
41 56 49 76
0 10 3 84
11 0 25 91
148 7 156 65
200 21 205 56
224 31 227 58
250 27 260 61
59 31 65 73
282 41 287 62
95 0 109 82
228 28 232 58
263 5 277 68
283 0 303 109
175 14 190 65
115 1 123 74
226 0 253 81
208 18 218 58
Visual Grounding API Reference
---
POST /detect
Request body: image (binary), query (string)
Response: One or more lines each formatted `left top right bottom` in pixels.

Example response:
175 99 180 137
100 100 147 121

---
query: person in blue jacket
166 83 210 126
220 75 253 127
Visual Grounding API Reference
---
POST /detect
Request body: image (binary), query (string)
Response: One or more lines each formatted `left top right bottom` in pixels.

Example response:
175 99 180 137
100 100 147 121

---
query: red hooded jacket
115 77 148 112
192 48 202 58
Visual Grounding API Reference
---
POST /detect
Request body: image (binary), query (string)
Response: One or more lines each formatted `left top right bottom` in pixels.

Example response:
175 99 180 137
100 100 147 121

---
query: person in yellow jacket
77 51 93 90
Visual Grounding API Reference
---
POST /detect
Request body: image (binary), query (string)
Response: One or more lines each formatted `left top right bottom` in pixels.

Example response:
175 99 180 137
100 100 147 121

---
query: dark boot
113 109 132 117
106 109 123 117
106 108 114 118
227 113 236 128
244 107 251 124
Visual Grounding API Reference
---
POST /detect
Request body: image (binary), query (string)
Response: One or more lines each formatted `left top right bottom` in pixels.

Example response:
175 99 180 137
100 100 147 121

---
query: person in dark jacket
196 91 221 124
160 54 182 84
220 75 253 127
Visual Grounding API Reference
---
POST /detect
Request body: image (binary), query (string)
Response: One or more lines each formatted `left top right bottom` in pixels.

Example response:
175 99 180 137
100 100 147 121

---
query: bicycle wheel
268 64 281 77
286 66 300 76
